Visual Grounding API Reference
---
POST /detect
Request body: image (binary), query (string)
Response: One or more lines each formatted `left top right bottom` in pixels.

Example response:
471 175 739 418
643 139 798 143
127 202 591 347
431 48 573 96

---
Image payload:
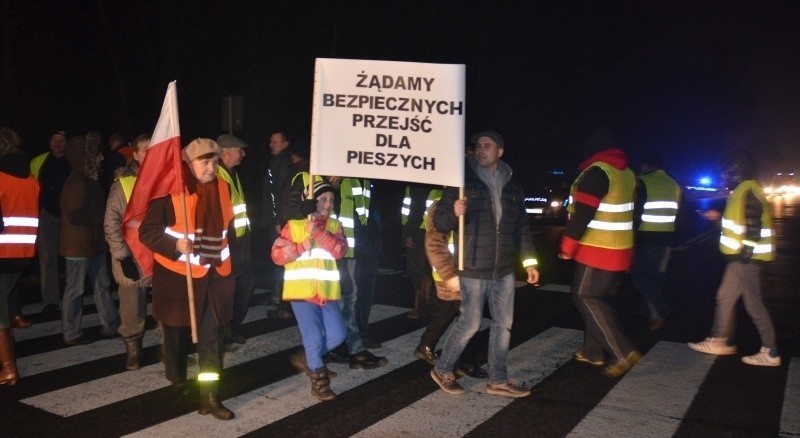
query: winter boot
0 328 19 386
309 368 337 401
122 333 144 370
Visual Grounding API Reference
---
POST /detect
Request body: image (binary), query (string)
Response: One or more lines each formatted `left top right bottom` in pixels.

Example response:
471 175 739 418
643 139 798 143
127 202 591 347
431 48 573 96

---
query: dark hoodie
59 135 107 258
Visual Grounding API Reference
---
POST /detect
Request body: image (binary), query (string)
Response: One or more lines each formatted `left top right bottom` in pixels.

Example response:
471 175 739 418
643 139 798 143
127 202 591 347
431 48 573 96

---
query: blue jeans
435 274 515 384
631 243 671 319
62 254 120 341
338 258 365 354
291 300 347 371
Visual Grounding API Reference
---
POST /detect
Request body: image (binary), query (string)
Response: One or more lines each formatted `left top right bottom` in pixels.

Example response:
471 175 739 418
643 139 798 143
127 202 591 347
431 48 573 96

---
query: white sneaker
741 347 781 367
688 337 736 355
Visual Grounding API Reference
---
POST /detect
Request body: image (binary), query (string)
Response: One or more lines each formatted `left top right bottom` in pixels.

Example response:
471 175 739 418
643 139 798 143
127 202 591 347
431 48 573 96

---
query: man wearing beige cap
139 138 236 420
215 134 254 347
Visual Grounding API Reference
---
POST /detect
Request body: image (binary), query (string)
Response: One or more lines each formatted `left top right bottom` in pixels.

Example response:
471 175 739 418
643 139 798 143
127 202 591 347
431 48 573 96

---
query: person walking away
631 153 681 330
139 138 237 419
688 149 780 366
104 134 153 369
272 181 347 401
0 127 40 385
560 127 641 378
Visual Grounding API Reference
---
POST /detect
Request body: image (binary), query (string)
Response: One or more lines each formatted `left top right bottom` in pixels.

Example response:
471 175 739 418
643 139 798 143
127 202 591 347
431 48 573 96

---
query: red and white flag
123 81 184 277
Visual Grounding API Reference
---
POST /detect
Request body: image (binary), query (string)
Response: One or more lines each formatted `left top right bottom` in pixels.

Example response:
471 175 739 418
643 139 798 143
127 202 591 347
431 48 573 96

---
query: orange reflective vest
0 172 40 258
153 178 234 278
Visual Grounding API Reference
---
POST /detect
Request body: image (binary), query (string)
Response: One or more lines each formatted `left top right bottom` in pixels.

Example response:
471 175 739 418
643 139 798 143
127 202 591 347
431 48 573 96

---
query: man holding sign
430 131 539 398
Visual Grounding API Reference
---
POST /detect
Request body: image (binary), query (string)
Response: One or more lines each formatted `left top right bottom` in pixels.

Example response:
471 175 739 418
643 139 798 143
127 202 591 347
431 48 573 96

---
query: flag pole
458 187 464 271
180 191 199 344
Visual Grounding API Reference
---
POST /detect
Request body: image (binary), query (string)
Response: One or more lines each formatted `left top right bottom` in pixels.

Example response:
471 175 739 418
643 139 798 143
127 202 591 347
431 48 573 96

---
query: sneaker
349 350 388 370
430 368 464 395
574 351 605 367
741 347 781 367
688 337 736 355
486 381 531 398
603 350 642 378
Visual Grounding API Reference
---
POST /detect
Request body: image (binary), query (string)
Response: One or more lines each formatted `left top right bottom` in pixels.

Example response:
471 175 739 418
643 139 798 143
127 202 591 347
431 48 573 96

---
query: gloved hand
300 199 317 216
120 256 141 280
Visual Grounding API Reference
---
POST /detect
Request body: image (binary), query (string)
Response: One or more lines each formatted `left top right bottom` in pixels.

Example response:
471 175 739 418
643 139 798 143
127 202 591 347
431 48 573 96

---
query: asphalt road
1 194 798 437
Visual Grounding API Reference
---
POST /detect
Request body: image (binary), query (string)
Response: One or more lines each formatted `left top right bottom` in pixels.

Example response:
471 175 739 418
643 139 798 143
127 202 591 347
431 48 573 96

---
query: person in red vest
0 127 40 386
139 138 236 420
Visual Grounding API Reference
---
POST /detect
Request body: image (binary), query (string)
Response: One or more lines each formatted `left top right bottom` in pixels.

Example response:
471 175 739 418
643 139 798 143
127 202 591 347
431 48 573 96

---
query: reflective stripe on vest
571 162 635 250
282 219 341 301
719 180 774 261
29 152 49 179
0 172 40 258
216 166 250 237
153 178 234 277
638 170 681 232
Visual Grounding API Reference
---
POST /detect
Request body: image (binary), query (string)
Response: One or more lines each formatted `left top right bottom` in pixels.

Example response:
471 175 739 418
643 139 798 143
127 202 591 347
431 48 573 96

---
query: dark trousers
162 300 224 394
419 295 481 365
231 268 256 331
571 263 635 362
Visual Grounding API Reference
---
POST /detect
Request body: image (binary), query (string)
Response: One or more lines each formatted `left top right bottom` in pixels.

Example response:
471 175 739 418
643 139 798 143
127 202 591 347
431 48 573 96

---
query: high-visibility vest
0 172 40 258
719 180 774 262
638 169 681 232
570 162 635 250
216 166 250 237
153 178 234 278
29 152 50 179
401 187 443 230
281 218 342 301
118 175 136 202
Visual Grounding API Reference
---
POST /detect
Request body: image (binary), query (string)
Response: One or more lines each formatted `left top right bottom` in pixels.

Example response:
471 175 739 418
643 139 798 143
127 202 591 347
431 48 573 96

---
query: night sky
2 1 799 189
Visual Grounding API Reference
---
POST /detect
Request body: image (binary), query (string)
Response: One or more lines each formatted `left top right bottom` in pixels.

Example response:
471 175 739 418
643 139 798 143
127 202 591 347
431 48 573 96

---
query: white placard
310 58 465 187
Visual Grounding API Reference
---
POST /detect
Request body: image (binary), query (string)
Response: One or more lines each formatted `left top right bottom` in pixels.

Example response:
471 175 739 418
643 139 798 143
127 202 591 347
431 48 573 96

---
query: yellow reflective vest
282 219 342 301
638 170 681 232
720 180 774 261
216 166 250 237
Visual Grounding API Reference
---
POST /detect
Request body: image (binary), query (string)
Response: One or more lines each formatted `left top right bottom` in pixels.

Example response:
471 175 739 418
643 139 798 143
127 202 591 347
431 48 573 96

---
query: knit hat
312 181 336 199
470 131 504 149
216 134 248 149
182 138 221 162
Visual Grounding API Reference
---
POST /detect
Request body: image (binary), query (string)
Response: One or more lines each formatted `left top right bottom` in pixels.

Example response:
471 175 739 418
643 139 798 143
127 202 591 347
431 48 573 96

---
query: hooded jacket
60 135 107 258
433 156 537 279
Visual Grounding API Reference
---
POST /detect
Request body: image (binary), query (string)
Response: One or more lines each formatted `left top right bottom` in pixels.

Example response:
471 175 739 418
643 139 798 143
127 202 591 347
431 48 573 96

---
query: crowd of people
0 125 780 420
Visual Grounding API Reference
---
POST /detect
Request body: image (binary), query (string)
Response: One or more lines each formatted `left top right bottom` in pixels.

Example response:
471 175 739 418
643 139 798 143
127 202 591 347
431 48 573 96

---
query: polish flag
123 81 184 277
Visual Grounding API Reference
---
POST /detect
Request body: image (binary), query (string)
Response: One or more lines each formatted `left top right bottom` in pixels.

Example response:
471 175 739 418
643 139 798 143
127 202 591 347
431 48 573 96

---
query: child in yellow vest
271 181 348 400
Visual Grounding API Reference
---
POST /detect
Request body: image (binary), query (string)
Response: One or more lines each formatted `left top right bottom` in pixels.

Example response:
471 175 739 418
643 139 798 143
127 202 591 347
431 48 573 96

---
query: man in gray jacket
430 131 540 398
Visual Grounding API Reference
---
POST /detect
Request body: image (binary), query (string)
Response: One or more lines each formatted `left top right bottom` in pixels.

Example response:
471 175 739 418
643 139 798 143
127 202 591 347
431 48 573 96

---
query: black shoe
226 331 246 345
455 362 488 379
41 304 60 318
363 337 382 349
349 350 388 370
414 345 437 365
325 351 350 364
198 393 235 420
64 335 93 346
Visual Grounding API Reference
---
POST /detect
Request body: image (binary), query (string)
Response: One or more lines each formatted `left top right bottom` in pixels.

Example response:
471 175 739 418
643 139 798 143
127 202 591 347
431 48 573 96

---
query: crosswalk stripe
20 304 408 416
126 319 490 437
567 341 716 437
781 357 800 436
352 327 583 437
